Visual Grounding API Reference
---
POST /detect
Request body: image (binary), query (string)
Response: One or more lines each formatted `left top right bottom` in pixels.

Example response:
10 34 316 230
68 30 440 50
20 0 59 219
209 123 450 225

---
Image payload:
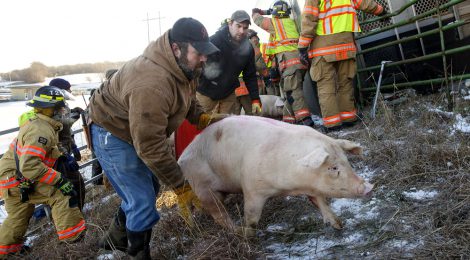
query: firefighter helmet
272 0 291 18
27 86 66 108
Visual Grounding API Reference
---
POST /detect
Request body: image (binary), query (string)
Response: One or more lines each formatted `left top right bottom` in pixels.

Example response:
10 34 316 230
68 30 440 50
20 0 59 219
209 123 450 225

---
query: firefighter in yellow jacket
253 0 314 126
298 0 387 131
0 86 85 258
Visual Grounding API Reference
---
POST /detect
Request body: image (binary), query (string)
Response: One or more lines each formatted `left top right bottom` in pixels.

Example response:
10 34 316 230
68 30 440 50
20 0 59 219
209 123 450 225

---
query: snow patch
403 189 438 200
453 114 470 133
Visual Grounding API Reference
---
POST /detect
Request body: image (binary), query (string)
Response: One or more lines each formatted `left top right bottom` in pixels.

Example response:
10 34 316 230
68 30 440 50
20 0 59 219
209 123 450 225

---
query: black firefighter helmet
27 86 66 108
272 0 291 18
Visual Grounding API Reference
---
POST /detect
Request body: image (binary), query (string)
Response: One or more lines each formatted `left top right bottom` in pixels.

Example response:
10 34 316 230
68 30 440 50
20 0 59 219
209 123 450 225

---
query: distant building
8 84 42 101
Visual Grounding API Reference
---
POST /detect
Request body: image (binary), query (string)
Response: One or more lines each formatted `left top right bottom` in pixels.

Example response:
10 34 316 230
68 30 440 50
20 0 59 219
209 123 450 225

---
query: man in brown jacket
88 18 222 259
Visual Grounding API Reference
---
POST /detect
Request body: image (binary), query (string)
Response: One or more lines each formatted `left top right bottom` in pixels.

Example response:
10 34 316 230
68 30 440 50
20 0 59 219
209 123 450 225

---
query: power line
142 11 165 43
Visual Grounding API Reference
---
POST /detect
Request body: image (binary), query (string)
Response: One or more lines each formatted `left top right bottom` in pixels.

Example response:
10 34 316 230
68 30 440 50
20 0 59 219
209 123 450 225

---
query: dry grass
19 92 470 259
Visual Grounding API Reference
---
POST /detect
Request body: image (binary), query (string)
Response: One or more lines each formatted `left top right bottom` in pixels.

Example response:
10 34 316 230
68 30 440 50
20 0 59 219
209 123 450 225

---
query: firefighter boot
98 207 128 252
127 229 152 260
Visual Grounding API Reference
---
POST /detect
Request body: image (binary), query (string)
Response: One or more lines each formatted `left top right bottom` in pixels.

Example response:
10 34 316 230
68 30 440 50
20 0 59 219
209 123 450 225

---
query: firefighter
260 42 281 97
253 1 314 126
49 78 86 210
234 29 269 115
0 86 86 258
298 0 387 132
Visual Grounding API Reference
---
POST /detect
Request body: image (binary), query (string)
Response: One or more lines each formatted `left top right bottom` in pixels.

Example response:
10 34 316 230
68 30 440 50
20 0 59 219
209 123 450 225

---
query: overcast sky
0 0 274 73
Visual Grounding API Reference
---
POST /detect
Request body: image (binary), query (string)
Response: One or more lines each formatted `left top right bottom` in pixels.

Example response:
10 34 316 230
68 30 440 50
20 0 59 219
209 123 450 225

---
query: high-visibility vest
317 0 361 35
265 18 299 55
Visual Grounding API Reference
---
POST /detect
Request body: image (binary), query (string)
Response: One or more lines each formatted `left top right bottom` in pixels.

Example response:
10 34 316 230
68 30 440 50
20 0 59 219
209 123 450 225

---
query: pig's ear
298 147 329 169
336 139 363 155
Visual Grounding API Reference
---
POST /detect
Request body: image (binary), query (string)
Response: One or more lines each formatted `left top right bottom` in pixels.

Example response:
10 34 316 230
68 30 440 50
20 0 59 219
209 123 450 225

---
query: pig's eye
329 166 338 171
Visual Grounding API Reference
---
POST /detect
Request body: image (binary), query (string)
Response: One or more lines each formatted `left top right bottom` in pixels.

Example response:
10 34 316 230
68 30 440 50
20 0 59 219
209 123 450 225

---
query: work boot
98 207 128 252
321 125 343 134
127 229 152 260
299 117 315 127
342 120 357 128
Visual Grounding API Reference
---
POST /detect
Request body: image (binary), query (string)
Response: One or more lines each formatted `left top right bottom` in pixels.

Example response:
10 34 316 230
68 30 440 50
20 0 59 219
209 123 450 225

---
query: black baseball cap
170 17 219 55
231 10 251 25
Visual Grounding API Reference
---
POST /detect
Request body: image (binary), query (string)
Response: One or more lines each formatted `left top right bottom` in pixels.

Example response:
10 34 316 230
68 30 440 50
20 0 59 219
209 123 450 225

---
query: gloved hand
70 107 84 120
65 154 80 172
298 47 310 66
197 113 229 130
55 178 76 197
174 181 202 227
71 143 81 161
251 100 262 115
269 67 280 80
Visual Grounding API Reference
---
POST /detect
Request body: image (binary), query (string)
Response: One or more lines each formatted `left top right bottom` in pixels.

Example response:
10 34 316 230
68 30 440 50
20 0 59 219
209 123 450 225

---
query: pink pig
178 116 373 235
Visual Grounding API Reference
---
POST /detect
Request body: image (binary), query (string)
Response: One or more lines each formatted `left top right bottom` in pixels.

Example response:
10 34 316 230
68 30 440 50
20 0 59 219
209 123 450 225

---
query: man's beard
176 49 200 80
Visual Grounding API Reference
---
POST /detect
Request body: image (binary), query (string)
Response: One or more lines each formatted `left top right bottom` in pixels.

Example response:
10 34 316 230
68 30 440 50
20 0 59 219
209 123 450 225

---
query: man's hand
251 100 262 115
298 47 310 67
174 182 202 227
252 8 264 15
70 107 84 120
71 143 82 161
197 113 229 130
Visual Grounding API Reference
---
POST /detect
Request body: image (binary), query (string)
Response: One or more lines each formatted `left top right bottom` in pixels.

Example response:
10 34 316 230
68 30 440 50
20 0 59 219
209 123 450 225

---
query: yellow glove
251 100 262 115
197 113 229 130
174 182 202 226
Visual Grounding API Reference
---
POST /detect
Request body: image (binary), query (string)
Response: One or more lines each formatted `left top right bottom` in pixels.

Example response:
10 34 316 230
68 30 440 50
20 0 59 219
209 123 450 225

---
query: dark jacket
197 25 260 101
88 30 205 188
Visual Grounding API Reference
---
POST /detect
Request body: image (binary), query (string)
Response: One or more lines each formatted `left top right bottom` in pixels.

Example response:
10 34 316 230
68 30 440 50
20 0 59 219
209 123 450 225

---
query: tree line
0 61 125 83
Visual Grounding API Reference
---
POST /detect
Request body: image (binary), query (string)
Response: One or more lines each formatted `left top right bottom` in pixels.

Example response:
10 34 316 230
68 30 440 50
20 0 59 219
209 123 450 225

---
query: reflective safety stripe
57 219 86 240
283 116 296 123
10 139 57 168
39 168 58 184
11 141 46 160
294 109 311 120
308 42 356 59
0 177 20 189
304 5 319 16
235 82 249 97
340 109 357 120
373 4 383 15
351 0 363 9
279 57 305 71
323 114 341 126
0 243 23 255
298 36 311 48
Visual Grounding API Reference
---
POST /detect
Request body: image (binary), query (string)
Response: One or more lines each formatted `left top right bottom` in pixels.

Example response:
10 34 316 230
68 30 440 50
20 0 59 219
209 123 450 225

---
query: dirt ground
19 90 470 259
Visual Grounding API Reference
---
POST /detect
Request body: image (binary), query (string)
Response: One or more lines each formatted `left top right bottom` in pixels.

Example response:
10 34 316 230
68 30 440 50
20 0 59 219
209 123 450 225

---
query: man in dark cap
88 17 225 259
197 10 262 116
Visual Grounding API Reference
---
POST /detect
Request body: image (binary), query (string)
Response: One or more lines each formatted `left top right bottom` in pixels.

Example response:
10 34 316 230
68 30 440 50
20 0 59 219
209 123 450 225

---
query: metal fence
355 0 470 110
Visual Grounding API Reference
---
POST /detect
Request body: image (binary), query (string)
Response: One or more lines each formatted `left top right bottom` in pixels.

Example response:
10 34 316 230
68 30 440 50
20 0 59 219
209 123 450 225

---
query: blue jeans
91 124 160 231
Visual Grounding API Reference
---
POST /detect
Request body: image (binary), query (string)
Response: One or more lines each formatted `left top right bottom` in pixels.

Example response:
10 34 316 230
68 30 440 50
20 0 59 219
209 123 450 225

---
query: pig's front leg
308 196 343 229
242 192 268 237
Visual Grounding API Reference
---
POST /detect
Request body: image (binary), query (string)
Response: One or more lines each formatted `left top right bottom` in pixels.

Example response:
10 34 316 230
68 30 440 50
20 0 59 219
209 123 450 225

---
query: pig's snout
357 182 374 196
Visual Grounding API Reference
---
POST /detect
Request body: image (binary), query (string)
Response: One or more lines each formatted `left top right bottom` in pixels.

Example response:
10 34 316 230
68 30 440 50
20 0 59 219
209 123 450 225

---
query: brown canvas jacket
88 30 204 188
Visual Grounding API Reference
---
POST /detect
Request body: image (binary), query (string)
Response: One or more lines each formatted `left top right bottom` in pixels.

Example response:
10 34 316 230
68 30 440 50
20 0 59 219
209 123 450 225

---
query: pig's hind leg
197 188 237 231
309 196 343 229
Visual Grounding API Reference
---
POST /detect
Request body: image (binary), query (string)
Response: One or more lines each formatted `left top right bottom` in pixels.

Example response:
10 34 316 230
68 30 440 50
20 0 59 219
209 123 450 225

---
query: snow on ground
402 189 438 200
453 114 470 133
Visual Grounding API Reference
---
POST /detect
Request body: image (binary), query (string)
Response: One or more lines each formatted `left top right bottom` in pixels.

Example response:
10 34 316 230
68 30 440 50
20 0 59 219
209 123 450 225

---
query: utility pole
142 11 165 43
